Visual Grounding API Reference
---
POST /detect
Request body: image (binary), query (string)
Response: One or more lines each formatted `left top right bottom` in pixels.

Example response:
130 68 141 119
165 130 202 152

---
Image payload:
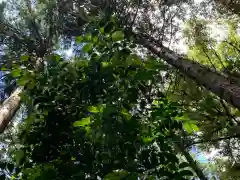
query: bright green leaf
73 117 91 127
11 68 21 77
76 36 83 43
112 30 124 41
142 136 153 144
1 66 8 71
88 106 99 113
55 55 60 62
190 123 199 132
183 123 192 134
88 105 104 113
183 122 199 134
101 62 109 67
20 55 29 61
121 108 132 120
100 27 104 34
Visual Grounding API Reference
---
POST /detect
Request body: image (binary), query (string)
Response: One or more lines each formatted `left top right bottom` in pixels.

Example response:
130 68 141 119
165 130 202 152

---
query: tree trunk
138 37 240 110
0 87 22 133
0 57 43 133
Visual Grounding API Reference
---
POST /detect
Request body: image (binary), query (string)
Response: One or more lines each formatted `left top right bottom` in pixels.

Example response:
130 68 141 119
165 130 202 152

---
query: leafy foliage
0 22 198 180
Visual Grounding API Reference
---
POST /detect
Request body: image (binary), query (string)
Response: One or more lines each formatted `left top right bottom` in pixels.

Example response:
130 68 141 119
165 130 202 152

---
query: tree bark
0 87 22 133
138 37 240 110
0 57 43 133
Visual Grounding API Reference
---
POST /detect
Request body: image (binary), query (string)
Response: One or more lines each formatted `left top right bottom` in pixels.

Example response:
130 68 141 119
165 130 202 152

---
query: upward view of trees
1 0 240 179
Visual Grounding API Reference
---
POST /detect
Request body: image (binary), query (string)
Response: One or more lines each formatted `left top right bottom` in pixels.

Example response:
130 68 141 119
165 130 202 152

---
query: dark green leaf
82 43 93 53
7 163 14 172
104 21 114 33
179 162 190 169
178 170 194 177
0 175 5 180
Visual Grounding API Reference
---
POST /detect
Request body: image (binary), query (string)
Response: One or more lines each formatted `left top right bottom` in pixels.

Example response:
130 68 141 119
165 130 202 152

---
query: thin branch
220 99 239 125
185 134 240 148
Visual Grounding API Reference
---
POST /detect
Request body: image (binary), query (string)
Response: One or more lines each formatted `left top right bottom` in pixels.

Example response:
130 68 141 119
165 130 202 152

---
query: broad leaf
112 30 124 41
73 117 91 127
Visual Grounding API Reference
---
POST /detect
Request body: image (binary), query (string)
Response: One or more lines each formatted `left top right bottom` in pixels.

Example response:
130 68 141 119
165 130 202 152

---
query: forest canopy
1 0 240 179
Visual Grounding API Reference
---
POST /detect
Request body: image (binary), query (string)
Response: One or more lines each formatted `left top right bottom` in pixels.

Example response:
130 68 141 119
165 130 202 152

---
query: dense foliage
2 0 240 180
1 22 196 179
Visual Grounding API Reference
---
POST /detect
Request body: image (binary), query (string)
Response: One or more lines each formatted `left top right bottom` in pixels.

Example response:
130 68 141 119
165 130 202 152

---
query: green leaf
88 105 104 113
73 117 91 127
142 136 153 144
20 55 29 61
55 55 60 62
104 21 114 33
183 122 199 134
175 115 188 121
103 105 116 118
15 149 25 166
179 162 190 169
17 77 29 86
100 27 104 34
1 66 8 71
121 108 132 120
178 170 193 177
88 106 99 113
76 36 83 43
112 30 124 41
82 43 93 53
190 123 199 131
126 54 142 65
105 170 129 180
183 123 192 134
101 62 109 67
11 68 21 77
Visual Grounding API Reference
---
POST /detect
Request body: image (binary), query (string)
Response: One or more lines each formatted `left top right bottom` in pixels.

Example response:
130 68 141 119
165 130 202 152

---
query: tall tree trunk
0 58 43 133
0 87 22 133
137 36 240 110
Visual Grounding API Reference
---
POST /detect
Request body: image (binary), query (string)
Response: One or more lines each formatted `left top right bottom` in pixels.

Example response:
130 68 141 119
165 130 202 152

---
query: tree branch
185 134 240 148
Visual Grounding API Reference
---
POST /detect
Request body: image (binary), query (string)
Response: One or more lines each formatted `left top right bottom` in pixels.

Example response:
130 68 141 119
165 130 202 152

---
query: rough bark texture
0 87 22 133
138 37 240 110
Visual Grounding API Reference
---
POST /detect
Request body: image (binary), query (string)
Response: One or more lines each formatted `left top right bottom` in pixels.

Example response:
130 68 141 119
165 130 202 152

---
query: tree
3 0 240 178
0 23 204 179
2 0 240 135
